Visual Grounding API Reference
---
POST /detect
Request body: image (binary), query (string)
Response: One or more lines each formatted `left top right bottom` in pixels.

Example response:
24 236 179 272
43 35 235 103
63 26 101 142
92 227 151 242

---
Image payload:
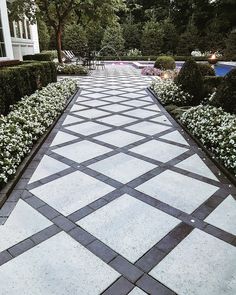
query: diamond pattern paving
1 64 235 294
89 153 156 183
150 229 236 295
78 194 179 263
30 171 114 215
137 170 219 213
0 232 120 294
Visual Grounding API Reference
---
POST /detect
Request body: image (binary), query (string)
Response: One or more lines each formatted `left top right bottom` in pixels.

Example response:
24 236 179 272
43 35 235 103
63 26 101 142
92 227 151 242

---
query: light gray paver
29 155 68 183
205 195 236 235
150 229 236 295
0 232 120 294
78 194 179 263
137 170 219 213
30 171 114 215
0 200 52 252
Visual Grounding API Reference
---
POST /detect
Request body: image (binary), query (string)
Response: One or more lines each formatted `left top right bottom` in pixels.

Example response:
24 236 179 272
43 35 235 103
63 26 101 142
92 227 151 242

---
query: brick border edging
147 87 236 188
0 88 80 209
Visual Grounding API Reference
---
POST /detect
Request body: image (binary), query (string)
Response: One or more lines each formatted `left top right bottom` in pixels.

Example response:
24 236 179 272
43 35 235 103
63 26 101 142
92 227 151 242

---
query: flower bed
180 105 236 176
0 79 77 186
57 64 89 76
151 79 192 106
141 66 162 76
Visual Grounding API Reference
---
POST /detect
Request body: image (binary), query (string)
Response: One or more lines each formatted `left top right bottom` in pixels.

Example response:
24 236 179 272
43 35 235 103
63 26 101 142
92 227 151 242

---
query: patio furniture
95 58 105 70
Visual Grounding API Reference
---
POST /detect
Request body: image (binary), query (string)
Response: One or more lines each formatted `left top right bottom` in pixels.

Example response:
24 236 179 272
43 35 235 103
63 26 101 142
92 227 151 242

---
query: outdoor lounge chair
62 50 81 64
95 58 105 70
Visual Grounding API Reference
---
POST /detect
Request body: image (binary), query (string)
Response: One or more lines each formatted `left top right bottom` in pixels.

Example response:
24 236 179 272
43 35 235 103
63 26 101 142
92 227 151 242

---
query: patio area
0 64 235 294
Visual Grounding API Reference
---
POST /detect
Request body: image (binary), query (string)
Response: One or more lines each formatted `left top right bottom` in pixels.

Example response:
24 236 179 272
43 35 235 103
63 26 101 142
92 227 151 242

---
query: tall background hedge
0 61 56 115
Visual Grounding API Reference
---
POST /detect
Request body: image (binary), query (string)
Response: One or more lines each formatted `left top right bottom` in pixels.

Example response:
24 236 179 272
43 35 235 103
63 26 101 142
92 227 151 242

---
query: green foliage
57 64 89 75
141 21 163 55
0 79 77 187
63 24 88 56
225 30 236 60
99 55 157 61
213 69 236 114
41 50 58 60
101 24 125 55
203 76 224 97
154 56 175 70
0 62 56 115
198 63 215 76
176 58 204 105
176 24 198 55
161 19 179 54
122 22 141 51
37 17 50 51
23 53 53 61
86 24 104 53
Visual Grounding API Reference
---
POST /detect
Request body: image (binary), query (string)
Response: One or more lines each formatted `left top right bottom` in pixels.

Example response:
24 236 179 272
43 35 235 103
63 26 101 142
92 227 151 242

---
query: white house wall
0 0 14 59
0 0 40 61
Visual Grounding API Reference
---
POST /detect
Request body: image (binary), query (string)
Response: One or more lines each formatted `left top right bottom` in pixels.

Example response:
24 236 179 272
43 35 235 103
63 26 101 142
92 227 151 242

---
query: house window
9 20 14 37
15 21 21 38
26 20 31 39
22 20 27 39
0 12 6 57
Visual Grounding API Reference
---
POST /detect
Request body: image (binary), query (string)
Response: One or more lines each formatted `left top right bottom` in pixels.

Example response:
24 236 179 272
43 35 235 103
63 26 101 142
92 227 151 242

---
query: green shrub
23 53 53 61
180 105 236 176
63 24 88 56
41 50 58 60
203 76 224 96
198 63 215 76
176 58 204 105
213 69 236 114
154 56 175 70
0 62 56 115
57 64 88 75
99 56 157 61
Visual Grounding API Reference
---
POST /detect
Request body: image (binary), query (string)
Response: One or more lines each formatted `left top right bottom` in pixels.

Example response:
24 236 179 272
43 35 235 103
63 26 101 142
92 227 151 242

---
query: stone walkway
0 65 235 294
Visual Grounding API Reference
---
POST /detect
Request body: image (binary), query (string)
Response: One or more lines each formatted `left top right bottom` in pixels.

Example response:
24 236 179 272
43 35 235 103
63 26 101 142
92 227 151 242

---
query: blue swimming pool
176 62 235 77
214 64 235 76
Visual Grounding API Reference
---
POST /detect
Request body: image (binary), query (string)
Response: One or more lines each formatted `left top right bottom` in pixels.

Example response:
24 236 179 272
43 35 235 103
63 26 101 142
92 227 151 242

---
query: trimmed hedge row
23 53 53 61
0 61 57 115
99 55 234 61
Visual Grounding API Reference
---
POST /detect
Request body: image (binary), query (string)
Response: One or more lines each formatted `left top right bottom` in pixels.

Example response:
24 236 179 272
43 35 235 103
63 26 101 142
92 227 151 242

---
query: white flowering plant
127 48 142 57
180 105 236 175
151 78 193 106
0 79 77 187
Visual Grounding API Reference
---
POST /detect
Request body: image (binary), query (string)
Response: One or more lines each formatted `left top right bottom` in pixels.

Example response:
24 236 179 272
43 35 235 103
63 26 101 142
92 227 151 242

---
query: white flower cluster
151 79 192 106
127 48 142 57
180 105 236 175
0 79 77 186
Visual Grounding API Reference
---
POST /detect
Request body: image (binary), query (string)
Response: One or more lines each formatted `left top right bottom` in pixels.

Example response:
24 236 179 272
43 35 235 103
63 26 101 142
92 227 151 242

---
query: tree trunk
56 26 63 63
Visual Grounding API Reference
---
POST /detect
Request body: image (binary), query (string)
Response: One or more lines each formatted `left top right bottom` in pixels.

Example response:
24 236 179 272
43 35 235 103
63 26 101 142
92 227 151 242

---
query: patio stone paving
0 64 235 294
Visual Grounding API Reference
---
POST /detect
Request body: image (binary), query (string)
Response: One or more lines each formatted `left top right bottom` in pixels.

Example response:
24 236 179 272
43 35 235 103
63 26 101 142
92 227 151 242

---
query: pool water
214 64 234 76
176 62 234 77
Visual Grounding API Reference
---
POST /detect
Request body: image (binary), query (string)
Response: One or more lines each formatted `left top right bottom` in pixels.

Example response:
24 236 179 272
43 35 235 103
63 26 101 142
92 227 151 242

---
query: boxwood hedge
0 61 57 115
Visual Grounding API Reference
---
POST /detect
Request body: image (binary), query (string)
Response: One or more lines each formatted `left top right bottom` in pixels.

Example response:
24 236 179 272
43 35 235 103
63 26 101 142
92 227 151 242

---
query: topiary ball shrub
213 68 236 114
154 56 175 70
176 58 204 105
198 63 215 76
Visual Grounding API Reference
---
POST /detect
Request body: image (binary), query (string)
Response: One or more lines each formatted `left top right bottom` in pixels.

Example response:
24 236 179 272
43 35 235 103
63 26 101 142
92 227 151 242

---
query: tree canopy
9 0 236 60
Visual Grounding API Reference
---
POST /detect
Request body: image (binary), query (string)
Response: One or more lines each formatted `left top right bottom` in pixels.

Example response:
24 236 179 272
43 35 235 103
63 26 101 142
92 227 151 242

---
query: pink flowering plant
141 66 162 76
